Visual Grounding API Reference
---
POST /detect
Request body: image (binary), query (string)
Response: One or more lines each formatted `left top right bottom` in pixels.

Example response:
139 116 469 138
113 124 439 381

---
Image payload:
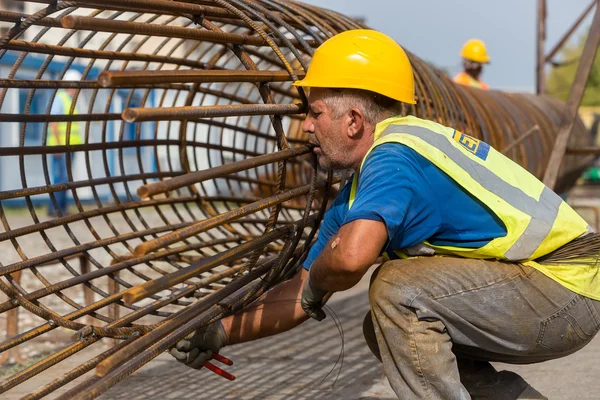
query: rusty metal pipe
124 223 293 305
567 147 600 154
0 112 121 122
60 15 318 48
73 0 239 19
501 125 540 155
0 10 62 27
138 145 311 198
2 39 210 69
20 337 137 400
0 192 189 239
94 248 293 380
6 253 260 397
98 69 305 87
0 139 184 156
133 179 329 256
0 222 191 277
0 340 91 394
0 237 243 315
122 103 303 122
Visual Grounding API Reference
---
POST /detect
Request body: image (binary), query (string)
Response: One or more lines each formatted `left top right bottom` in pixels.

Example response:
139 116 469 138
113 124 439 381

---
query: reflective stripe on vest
349 116 589 262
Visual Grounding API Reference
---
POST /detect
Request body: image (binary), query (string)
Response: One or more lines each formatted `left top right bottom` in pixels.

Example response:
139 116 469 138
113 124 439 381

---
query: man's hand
169 321 227 369
301 277 328 321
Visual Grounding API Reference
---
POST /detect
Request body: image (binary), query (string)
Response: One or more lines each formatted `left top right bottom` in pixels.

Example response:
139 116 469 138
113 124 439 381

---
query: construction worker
170 30 600 399
47 69 83 216
453 39 490 90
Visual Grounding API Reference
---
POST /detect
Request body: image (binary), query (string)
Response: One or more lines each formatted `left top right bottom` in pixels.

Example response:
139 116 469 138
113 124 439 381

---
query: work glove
301 277 328 321
169 321 227 369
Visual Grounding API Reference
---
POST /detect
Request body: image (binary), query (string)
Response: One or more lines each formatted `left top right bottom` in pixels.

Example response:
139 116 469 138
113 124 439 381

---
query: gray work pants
364 257 600 400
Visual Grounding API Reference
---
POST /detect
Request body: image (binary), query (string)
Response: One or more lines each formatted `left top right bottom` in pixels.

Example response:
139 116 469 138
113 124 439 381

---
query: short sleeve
343 144 441 251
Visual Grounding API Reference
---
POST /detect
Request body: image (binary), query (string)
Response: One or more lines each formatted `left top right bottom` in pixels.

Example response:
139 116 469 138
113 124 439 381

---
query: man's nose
302 117 314 134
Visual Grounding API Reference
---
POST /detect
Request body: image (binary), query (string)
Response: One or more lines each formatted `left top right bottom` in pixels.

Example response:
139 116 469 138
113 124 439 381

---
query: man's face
464 60 483 76
301 88 349 170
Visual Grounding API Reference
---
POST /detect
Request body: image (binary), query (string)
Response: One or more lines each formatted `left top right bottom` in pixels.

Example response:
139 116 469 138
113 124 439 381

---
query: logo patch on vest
452 130 490 160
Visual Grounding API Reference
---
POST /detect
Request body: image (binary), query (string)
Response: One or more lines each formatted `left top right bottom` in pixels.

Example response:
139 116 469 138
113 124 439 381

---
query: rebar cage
0 1 593 398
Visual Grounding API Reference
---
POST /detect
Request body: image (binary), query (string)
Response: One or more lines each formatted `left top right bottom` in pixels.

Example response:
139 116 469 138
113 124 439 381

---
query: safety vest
453 72 489 90
349 116 600 300
47 90 83 146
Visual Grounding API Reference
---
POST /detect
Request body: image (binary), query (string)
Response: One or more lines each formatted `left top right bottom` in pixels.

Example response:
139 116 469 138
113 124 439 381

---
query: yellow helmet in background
460 39 490 63
293 29 416 104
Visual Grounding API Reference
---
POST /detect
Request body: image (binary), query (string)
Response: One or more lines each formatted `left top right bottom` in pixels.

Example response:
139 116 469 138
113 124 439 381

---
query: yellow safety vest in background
349 116 599 300
47 90 82 146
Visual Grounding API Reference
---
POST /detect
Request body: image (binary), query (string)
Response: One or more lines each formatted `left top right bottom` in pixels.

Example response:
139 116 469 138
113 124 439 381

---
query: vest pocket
537 294 600 353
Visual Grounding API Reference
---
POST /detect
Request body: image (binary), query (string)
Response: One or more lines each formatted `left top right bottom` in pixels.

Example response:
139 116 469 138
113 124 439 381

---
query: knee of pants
362 311 382 363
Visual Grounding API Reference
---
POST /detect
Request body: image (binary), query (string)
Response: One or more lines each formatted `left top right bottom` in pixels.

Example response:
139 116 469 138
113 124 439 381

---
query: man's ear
347 107 365 139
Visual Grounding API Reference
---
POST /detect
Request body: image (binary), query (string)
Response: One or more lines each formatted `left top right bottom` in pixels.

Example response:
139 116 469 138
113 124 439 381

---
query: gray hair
321 88 406 124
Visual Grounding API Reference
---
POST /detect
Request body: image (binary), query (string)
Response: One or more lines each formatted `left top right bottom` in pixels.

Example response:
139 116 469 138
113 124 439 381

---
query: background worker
47 69 83 217
171 30 600 400
453 38 490 89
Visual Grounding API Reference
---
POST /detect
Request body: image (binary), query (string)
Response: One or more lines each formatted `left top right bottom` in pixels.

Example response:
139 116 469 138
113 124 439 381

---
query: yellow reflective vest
349 116 599 300
47 90 82 146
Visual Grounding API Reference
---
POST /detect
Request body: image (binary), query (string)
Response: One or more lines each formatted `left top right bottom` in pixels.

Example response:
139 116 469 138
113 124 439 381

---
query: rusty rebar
94 246 298 382
124 222 298 305
60 15 318 48
98 69 305 87
3 39 211 69
137 145 311 198
501 125 540 155
122 102 304 122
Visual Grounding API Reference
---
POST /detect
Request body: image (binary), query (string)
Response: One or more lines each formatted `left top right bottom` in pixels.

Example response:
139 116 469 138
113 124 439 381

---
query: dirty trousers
364 257 600 400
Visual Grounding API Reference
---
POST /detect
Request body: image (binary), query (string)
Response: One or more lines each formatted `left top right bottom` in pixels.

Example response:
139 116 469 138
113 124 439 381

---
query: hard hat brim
292 77 417 105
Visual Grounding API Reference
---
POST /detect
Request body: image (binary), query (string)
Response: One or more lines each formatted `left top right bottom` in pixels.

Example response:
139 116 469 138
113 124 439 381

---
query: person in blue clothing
170 30 600 400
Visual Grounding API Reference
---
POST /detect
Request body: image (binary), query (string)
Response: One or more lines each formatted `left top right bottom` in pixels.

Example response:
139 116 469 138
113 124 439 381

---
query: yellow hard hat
293 29 416 104
460 39 490 63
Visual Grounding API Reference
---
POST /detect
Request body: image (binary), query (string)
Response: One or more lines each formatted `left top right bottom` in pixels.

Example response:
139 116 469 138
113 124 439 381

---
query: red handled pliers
203 352 235 381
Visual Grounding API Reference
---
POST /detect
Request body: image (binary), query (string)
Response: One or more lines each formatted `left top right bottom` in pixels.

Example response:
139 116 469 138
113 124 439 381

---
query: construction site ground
2 184 600 400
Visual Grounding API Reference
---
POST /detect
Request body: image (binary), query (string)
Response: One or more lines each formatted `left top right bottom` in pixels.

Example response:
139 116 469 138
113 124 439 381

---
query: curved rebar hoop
0 1 592 398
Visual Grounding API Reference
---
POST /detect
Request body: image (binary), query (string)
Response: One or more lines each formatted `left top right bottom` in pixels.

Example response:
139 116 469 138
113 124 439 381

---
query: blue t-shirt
303 143 507 269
